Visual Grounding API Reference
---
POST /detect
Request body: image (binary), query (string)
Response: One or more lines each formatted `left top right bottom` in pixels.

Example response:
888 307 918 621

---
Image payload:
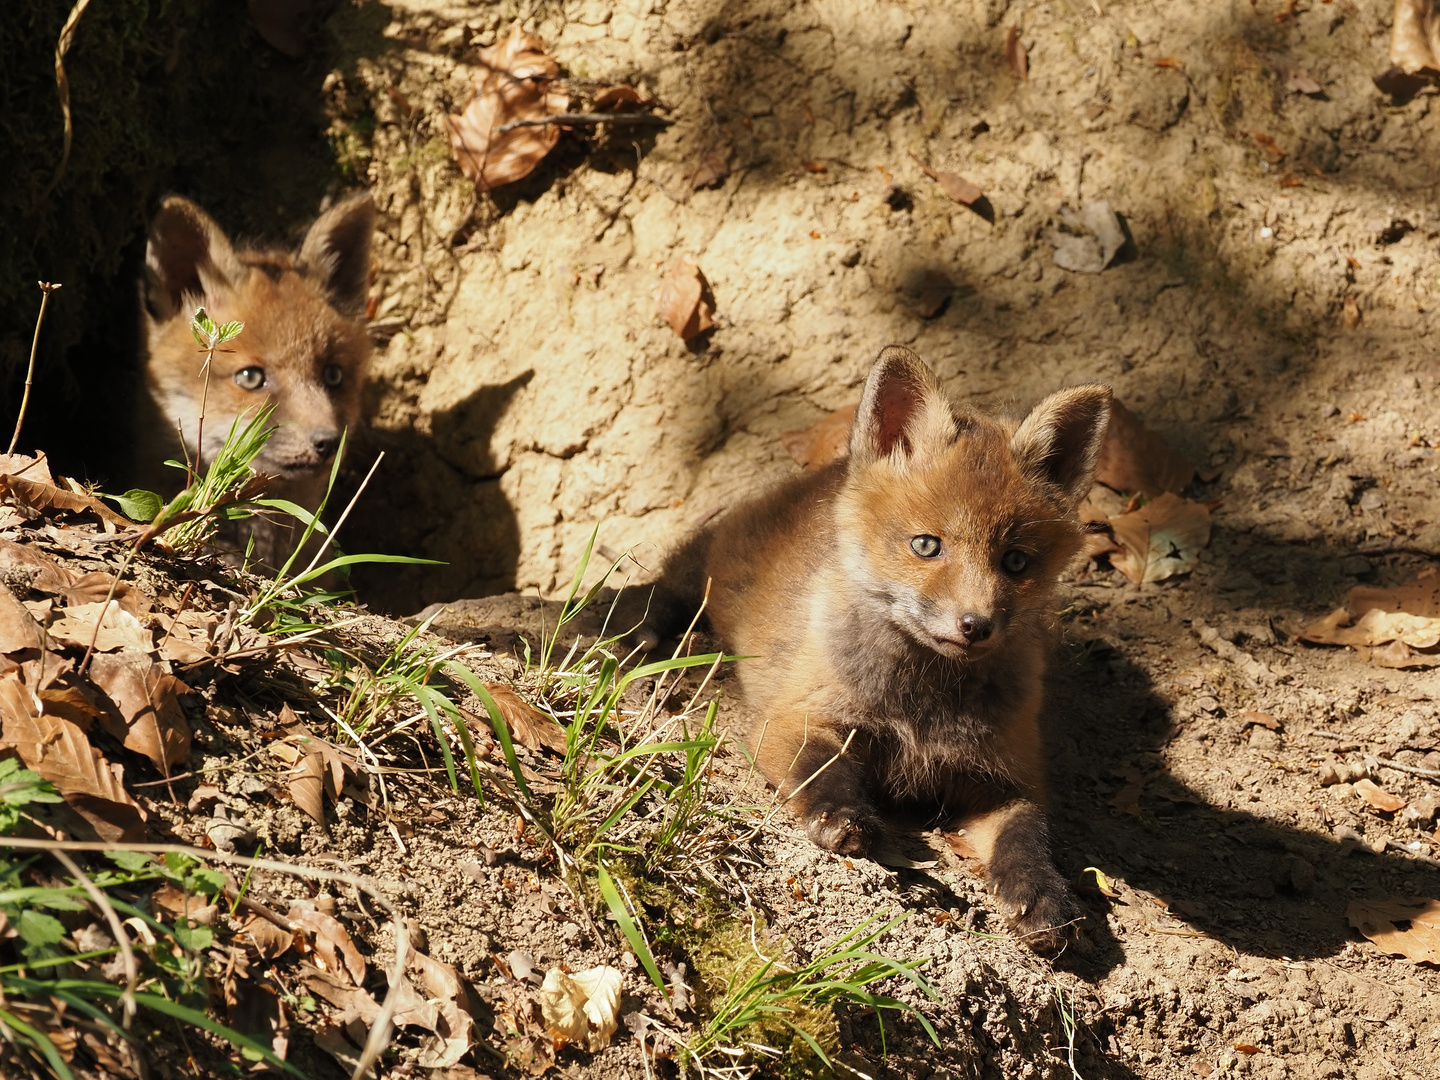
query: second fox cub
647 346 1111 952
136 194 375 566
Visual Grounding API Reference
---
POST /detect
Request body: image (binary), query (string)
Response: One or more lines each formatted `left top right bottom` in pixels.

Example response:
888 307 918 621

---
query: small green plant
683 911 940 1076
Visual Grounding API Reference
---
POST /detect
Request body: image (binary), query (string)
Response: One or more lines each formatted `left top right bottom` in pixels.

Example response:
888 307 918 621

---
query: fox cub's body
649 347 1110 951
136 194 375 567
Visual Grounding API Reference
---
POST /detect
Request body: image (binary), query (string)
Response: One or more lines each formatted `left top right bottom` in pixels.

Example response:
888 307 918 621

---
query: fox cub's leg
755 718 881 856
964 800 1082 954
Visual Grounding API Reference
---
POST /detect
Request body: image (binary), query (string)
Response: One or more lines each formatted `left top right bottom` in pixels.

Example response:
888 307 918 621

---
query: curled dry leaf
781 403 857 471
483 683 567 754
1390 0 1440 75
1093 399 1196 498
287 900 366 985
87 652 191 772
0 473 130 532
537 965 623 1051
443 25 569 192
1347 897 1440 963
1005 25 1028 81
0 588 44 654
1353 778 1407 813
1051 201 1126 274
1299 573 1440 654
0 452 55 487
659 257 715 340
411 951 478 1069
1108 493 1212 584
0 672 146 841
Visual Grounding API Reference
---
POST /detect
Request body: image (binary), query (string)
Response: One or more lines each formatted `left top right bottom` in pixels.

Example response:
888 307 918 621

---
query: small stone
1248 727 1282 751
1320 403 1340 418
1317 762 1342 786
1333 782 1354 800
1358 489 1387 512
1403 797 1439 826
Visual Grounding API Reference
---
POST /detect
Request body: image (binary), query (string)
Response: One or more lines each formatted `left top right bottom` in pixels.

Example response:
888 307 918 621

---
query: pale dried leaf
288 900 366 985
1347 897 1440 963
0 673 146 841
781 404 857 471
0 588 43 654
1286 67 1323 94
484 683 568 754
48 601 153 654
1354 778 1408 813
87 652 191 771
913 158 985 206
1299 607 1440 650
443 25 569 191
537 966 622 1051
1052 201 1126 274
1390 0 1440 74
942 831 979 859
152 883 218 925
659 257 715 340
1108 493 1212 584
1093 399 1195 497
0 453 55 487
286 751 326 828
62 573 147 614
301 962 382 1024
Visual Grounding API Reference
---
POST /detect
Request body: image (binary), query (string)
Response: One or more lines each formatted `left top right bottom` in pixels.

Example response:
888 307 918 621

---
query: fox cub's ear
298 193 375 317
1009 385 1113 507
144 197 247 321
849 346 956 468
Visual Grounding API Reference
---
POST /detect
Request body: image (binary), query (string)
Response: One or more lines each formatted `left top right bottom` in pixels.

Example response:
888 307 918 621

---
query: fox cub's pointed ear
144 197 246 321
849 346 955 468
299 193 375 317
1010 385 1113 507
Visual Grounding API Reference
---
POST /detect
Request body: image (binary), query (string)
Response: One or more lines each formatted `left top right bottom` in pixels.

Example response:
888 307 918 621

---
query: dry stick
51 848 139 1029
44 0 93 195
1372 758 1440 782
495 112 672 134
155 581 195 651
783 726 858 802
0 837 405 1080
8 283 61 456
291 451 385 587
77 546 138 678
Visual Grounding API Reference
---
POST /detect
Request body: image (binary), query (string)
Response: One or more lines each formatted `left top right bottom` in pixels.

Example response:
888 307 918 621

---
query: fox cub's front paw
802 806 881 857
990 864 1084 956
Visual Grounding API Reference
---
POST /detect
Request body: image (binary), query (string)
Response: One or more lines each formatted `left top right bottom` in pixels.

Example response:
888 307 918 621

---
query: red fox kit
645 347 1111 952
136 194 375 567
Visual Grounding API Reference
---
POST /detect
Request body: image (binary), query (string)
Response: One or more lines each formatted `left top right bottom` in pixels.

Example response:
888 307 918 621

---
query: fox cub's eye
234 367 266 391
322 364 344 388
1002 550 1029 574
910 535 942 559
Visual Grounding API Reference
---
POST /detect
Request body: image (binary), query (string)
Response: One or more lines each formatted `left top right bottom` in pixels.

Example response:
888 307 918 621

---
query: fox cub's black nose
959 613 993 642
312 430 340 459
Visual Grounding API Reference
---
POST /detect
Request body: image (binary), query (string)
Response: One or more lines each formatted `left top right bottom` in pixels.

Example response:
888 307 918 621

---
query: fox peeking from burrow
135 193 375 567
638 346 1112 953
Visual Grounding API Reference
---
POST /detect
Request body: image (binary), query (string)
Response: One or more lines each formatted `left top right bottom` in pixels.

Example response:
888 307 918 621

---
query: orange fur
653 346 1111 952
136 194 374 567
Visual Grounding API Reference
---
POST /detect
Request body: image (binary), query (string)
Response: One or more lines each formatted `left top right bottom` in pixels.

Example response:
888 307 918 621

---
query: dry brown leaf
1005 25 1028 81
659 257 715 340
912 157 985 206
0 539 75 595
1241 711 1282 731
411 951 479 1068
484 684 567 755
0 473 130 532
284 749 326 828
240 914 296 960
781 404 857 471
1093 399 1196 498
87 653 191 772
0 588 43 654
591 85 646 112
288 900 366 985
1343 294 1362 329
48 601 152 654
687 138 732 190
1244 130 1285 164
1347 897 1440 963
1354 778 1408 813
1299 577 1440 650
1286 67 1323 94
152 883 219 925
62 573 148 615
442 25 569 192
0 672 146 841
942 832 979 859
1390 0 1440 74
1108 493 1212 584
301 962 382 1023
0 453 55 487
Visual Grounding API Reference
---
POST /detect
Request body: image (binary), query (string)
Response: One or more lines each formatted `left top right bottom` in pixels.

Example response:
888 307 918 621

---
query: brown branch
495 112 672 133
8 283 61 455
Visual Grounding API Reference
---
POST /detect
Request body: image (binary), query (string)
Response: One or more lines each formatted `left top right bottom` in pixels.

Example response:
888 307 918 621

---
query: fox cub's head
836 346 1111 661
141 194 374 500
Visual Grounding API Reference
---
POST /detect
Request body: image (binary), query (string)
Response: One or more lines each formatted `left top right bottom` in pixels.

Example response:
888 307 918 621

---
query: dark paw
990 866 1085 956
804 808 879 857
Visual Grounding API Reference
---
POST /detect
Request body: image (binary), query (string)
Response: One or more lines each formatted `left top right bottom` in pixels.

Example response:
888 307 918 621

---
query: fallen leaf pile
1299 571 1440 667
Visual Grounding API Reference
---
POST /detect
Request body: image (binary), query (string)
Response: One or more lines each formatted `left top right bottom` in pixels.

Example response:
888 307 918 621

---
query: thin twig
0 838 406 1080
51 849 139 1029
1373 758 1440 782
45 0 92 195
293 451 384 586
8 283 61 455
495 112 673 133
785 727 858 802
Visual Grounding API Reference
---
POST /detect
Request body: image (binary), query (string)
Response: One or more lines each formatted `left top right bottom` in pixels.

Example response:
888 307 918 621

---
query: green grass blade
445 665 532 799
596 863 668 1003
414 686 459 792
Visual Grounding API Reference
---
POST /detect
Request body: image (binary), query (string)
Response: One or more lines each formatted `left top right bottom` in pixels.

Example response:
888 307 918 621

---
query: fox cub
136 194 375 567
644 346 1111 952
